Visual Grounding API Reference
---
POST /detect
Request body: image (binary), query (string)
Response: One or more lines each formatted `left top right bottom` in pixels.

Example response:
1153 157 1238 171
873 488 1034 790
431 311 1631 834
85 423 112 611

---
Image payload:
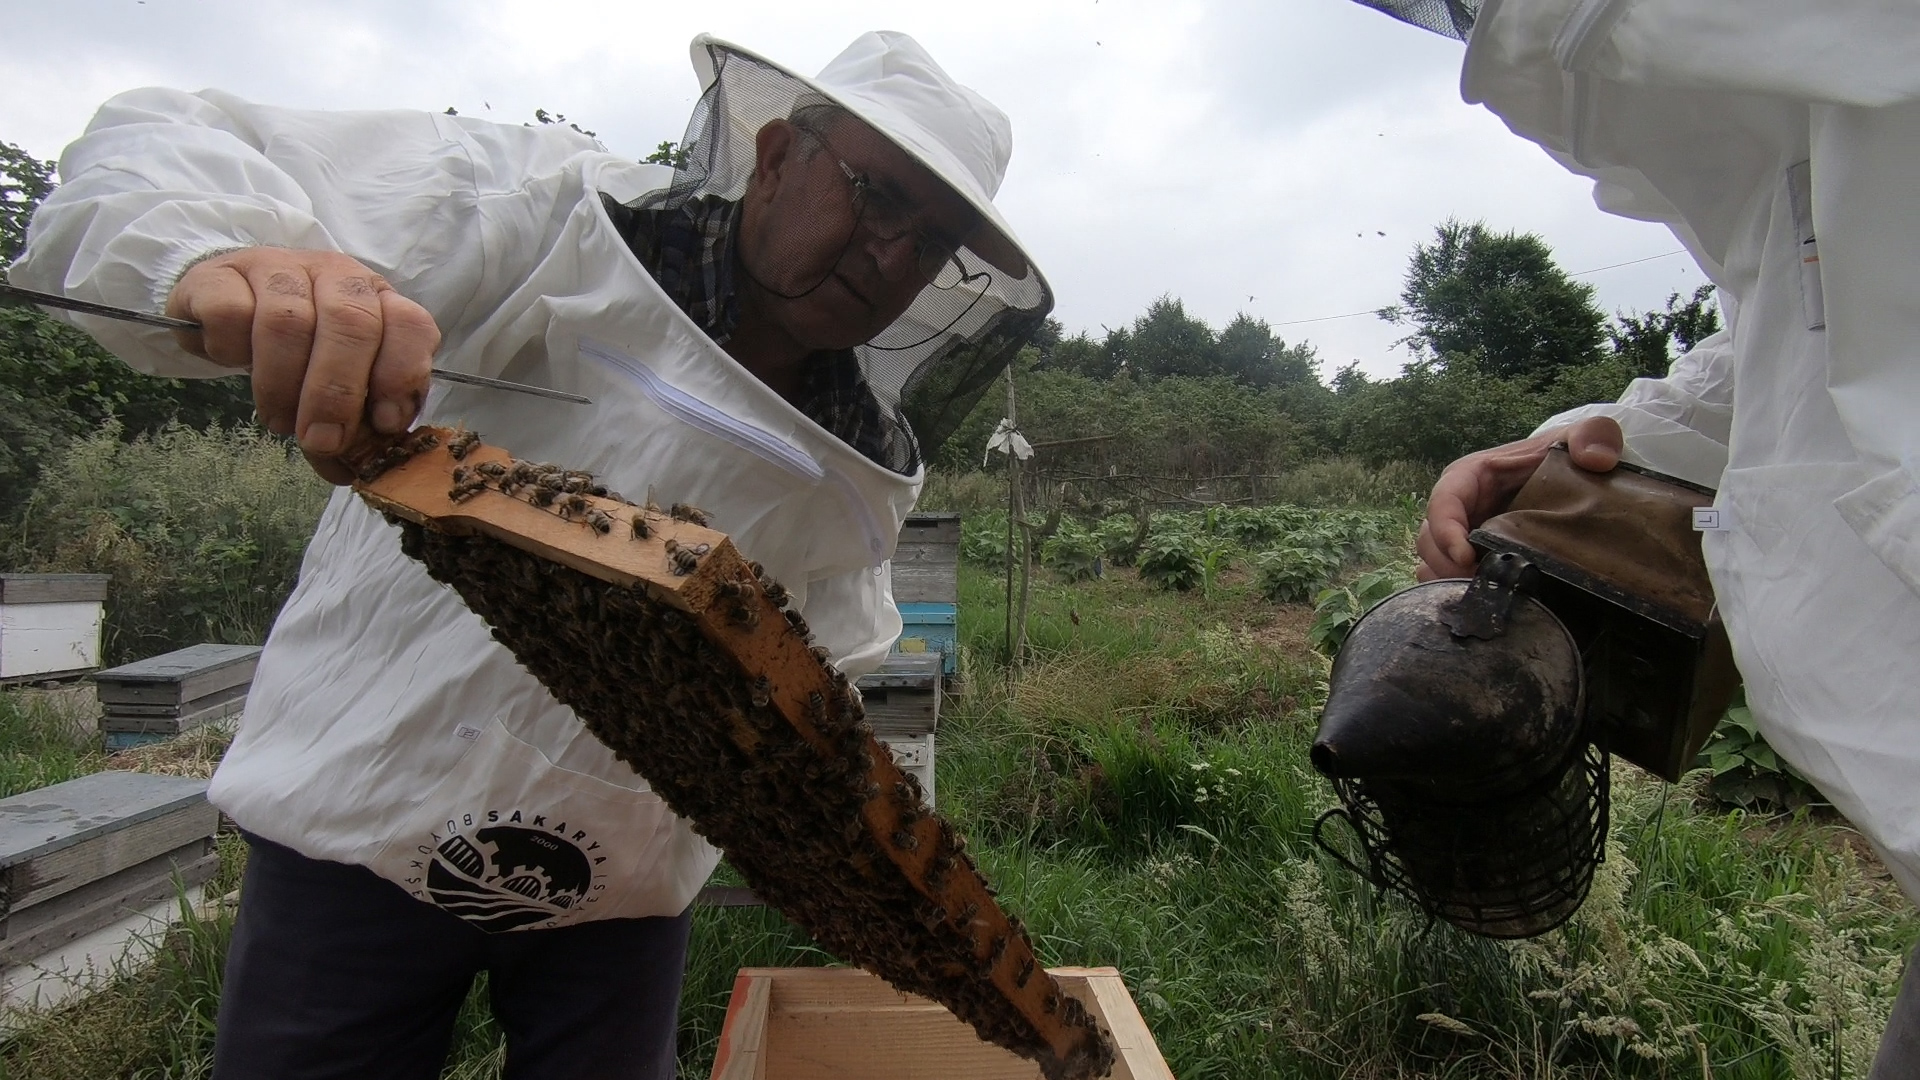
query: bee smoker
1310 446 1739 939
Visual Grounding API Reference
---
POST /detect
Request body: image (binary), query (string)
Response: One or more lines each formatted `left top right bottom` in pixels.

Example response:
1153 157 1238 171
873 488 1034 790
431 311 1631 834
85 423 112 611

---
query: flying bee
629 514 652 540
669 502 711 527
583 508 614 534
445 428 481 460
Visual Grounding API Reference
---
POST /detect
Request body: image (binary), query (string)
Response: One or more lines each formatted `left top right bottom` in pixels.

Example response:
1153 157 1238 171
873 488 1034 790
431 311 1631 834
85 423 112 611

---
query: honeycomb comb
349 427 1115 1080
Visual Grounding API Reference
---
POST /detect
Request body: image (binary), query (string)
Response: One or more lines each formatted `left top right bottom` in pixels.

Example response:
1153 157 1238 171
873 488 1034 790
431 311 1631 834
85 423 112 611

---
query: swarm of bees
353 428 1115 1080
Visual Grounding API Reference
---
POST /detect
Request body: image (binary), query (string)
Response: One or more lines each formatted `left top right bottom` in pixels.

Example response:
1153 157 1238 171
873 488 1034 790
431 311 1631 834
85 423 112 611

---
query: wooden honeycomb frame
351 428 1114 1080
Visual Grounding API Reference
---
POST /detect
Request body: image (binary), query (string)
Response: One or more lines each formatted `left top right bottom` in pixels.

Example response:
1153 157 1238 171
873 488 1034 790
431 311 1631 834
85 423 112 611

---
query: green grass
2 555 1914 1079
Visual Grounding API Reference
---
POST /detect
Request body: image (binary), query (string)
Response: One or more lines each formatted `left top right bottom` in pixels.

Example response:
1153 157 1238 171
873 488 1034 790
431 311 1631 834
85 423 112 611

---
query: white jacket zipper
579 338 891 564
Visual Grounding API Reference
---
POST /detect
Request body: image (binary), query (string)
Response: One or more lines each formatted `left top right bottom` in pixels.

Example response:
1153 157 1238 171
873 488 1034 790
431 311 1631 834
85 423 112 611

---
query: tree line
936 219 1719 484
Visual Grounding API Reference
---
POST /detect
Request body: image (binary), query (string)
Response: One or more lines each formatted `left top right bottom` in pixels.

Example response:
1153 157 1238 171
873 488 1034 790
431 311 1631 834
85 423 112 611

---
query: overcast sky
1 0 1702 380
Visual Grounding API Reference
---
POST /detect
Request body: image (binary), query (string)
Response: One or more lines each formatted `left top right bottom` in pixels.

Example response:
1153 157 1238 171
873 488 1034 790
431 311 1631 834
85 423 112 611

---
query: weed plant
2 423 330 663
1 510 1910 1078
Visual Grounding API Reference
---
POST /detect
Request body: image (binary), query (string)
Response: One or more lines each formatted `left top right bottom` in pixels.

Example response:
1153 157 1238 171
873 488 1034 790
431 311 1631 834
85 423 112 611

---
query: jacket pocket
365 716 684 930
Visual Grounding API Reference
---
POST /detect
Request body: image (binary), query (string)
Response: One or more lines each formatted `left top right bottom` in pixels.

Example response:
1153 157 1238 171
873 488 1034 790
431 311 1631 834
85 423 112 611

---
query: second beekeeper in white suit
1356 0 1920 1073
11 31 1049 1079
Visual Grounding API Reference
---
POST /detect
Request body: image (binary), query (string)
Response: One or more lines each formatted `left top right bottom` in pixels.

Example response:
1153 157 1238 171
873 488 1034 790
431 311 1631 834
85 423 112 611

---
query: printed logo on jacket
405 808 609 931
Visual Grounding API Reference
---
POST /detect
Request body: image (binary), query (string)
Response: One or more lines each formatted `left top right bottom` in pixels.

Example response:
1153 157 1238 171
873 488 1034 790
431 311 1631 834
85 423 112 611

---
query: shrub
1039 518 1103 582
1137 534 1208 592
1254 547 1344 605
5 422 330 662
1308 566 1417 656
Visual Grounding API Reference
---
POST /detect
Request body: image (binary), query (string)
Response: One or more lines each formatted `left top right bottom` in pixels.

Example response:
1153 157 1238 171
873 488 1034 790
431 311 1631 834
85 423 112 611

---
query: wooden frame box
709 965 1175 1080
0 772 220 1020
0 574 111 682
893 513 960 606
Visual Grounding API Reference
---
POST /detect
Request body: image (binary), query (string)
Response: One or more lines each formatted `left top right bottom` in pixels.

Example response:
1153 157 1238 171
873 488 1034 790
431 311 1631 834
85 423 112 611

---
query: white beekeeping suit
1443 0 1920 900
9 32 1050 931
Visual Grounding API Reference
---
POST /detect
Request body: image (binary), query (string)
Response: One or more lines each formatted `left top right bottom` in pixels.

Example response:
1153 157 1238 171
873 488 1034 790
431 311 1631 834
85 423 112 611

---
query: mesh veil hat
635 31 1054 472
690 31 1034 278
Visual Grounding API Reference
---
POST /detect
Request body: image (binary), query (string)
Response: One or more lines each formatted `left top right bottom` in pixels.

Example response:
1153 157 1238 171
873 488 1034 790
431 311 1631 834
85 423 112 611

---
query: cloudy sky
1 0 1702 379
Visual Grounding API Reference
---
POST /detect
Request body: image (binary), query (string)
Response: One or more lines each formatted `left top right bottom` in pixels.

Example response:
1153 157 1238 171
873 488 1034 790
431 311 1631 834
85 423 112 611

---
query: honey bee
749 676 772 708
1013 956 1035 989
890 830 919 852
445 428 481 460
447 475 489 502
583 508 614 534
629 514 652 540
762 580 790 607
664 538 701 575
475 461 508 479
669 502 711 527
559 493 590 518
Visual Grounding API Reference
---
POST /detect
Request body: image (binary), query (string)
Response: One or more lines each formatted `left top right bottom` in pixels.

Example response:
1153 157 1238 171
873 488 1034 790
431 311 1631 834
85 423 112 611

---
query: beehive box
894 514 959 680
709 966 1175 1080
0 772 220 1018
893 513 960 606
0 574 111 683
856 653 942 806
93 643 260 749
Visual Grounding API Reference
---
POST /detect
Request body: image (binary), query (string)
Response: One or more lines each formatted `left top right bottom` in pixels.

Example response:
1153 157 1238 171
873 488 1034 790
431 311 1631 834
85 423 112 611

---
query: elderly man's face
739 114 978 352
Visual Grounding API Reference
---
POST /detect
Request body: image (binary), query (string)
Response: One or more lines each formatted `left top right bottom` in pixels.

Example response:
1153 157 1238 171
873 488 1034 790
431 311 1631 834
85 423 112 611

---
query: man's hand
1415 416 1625 581
166 248 441 484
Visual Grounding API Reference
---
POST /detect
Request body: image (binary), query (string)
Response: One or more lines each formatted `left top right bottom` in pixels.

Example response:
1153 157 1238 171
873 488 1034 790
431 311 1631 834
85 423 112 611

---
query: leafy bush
5 423 330 662
959 510 1010 568
1137 533 1212 592
1308 566 1416 655
1039 517 1103 582
1092 514 1144 568
1696 697 1824 811
1254 546 1344 605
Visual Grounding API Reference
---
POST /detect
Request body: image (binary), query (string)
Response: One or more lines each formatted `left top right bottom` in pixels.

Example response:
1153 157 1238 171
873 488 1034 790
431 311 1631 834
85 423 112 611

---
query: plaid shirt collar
601 193 899 470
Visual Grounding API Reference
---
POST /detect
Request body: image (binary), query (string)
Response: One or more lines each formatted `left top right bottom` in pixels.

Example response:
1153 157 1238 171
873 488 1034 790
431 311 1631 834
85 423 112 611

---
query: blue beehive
892 513 959 679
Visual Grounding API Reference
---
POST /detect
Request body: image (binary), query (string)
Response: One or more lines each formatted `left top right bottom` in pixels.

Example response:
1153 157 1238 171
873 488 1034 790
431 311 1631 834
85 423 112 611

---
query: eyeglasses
797 125 973 290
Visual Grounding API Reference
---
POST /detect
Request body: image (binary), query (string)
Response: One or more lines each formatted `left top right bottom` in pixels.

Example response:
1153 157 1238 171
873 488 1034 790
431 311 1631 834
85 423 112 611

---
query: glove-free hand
167 248 441 485
1415 416 1625 581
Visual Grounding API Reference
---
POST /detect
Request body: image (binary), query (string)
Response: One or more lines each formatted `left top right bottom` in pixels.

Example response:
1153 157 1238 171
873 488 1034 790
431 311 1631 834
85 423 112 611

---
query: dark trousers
213 834 692 1080
1872 941 1920 1079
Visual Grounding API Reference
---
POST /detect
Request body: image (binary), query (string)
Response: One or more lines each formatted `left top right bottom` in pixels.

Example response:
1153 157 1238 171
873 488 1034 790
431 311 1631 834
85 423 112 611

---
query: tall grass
939 562 1917 1078
2 423 330 663
0 520 1912 1079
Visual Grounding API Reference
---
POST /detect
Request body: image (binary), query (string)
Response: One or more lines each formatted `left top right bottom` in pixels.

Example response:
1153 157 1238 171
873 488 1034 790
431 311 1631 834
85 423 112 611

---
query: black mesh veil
619 42 1052 474
1351 0 1478 38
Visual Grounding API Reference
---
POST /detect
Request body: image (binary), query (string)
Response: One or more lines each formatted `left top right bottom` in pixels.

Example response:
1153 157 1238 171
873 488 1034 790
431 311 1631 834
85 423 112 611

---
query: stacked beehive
93 643 261 750
0 574 111 685
891 513 959 682
0 771 220 1017
854 652 942 806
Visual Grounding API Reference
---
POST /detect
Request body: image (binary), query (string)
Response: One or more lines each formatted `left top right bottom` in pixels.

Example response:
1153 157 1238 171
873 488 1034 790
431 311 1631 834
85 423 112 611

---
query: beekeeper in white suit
1353 0 1920 1071
11 31 1049 1078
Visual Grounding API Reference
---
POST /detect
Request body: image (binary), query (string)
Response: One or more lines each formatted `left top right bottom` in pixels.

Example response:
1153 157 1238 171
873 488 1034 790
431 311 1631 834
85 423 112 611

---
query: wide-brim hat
690 31 1034 279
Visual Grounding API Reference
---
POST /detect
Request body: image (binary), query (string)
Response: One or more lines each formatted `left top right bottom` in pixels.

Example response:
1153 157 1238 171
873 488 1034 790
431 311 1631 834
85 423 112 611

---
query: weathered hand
165 248 441 484
1415 416 1624 581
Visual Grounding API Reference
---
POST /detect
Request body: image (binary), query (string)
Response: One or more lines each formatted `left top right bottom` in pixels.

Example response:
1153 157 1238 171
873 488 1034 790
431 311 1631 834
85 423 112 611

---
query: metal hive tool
349 426 1115 1080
